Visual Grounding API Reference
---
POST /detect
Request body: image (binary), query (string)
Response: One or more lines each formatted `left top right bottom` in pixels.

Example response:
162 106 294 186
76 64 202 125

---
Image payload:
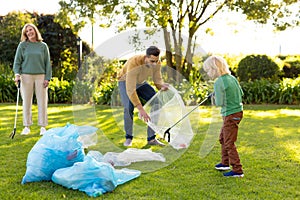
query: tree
0 12 35 67
0 12 91 81
56 0 300 79
37 14 91 80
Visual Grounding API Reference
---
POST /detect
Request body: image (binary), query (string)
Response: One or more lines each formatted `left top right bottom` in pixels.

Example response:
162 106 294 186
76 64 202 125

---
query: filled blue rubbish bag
21 124 86 184
52 152 141 197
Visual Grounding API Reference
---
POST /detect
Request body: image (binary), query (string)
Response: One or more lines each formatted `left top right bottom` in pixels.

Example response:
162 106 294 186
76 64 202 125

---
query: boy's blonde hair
203 55 231 79
20 23 43 42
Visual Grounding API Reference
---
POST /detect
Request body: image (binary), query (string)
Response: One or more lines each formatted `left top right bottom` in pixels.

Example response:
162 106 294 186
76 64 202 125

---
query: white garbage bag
143 85 194 149
101 148 166 166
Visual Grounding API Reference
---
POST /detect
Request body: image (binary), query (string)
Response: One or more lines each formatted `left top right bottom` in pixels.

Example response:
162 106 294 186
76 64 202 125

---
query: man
118 46 169 147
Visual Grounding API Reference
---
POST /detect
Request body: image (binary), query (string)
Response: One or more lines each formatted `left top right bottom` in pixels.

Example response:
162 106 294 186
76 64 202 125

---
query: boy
203 55 244 177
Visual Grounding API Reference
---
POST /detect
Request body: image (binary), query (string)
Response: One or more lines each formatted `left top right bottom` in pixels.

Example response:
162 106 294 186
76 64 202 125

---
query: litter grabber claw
163 92 214 142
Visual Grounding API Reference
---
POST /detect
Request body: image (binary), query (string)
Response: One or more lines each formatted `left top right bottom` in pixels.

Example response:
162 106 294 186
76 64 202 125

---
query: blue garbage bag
21 124 85 184
52 152 141 197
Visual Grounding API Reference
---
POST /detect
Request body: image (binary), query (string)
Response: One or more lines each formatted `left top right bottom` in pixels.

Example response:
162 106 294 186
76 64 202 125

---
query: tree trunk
183 35 195 79
163 29 173 69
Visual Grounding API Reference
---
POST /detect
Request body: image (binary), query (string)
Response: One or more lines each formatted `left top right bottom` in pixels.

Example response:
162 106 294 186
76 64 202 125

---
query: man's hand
160 83 169 91
136 104 150 122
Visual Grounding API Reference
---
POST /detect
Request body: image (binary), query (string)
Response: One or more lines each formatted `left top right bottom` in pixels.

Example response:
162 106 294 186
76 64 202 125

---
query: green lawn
0 103 299 199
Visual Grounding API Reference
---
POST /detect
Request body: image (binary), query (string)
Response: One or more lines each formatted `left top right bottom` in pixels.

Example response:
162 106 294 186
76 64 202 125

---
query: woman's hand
14 75 20 84
43 80 49 88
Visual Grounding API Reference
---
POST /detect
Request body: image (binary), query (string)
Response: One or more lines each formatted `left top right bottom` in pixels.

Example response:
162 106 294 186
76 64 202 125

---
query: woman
13 23 52 136
203 55 244 177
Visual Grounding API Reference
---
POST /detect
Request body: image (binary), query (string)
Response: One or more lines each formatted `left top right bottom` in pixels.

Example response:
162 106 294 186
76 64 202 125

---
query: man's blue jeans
118 81 156 141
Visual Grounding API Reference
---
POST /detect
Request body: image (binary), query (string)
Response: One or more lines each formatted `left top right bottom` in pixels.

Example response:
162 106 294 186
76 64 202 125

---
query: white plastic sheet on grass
143 85 194 149
88 148 166 167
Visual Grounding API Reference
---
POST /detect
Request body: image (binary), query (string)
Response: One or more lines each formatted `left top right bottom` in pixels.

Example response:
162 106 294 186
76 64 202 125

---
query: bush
240 79 280 104
282 60 300 78
48 78 73 103
240 77 300 104
0 74 16 103
237 54 280 82
279 78 300 104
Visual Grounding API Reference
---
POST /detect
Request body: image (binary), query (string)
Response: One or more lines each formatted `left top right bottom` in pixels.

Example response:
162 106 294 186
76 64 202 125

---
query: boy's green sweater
13 41 52 80
214 74 244 116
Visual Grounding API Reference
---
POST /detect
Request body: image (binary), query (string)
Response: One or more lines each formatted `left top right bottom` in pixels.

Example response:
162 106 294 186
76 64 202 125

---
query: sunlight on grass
0 136 39 151
239 145 256 155
273 127 292 137
48 105 73 113
247 108 300 119
1 104 299 199
279 109 300 117
282 142 300 162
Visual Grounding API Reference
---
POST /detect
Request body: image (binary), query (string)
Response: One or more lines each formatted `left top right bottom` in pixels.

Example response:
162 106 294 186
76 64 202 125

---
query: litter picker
10 80 21 139
163 92 213 142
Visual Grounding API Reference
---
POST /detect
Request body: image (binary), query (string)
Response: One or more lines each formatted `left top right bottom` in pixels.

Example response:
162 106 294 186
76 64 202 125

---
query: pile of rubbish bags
22 123 165 197
21 87 197 197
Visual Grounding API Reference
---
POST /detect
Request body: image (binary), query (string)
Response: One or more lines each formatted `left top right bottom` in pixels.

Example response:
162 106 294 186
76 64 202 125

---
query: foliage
241 79 281 104
237 54 280 82
0 63 14 78
241 77 300 104
48 77 73 103
1 49 299 105
59 48 78 81
0 75 16 103
91 59 122 105
0 12 91 82
93 81 117 105
0 12 35 66
282 59 300 79
223 54 245 76
0 104 299 199
56 0 300 81
230 0 300 31
279 78 300 104
37 14 91 81
72 79 94 104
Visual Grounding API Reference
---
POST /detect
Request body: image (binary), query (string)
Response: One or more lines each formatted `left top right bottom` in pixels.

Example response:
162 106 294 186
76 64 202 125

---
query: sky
1 0 299 56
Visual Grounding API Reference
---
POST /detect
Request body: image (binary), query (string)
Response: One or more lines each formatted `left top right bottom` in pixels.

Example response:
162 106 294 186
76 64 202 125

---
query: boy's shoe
215 163 230 171
21 127 30 135
123 139 132 147
40 127 47 135
223 170 244 177
147 139 165 146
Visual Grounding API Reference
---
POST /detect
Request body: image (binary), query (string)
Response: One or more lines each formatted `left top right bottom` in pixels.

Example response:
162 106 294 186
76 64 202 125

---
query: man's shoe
215 163 230 171
223 170 244 177
147 139 165 146
21 127 30 135
40 127 46 135
123 139 132 147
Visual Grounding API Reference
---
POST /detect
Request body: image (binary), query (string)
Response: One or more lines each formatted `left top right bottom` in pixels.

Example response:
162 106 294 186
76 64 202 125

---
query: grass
0 103 299 199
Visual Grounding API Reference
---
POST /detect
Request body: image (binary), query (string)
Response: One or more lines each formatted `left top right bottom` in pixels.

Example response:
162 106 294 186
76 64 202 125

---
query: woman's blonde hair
20 23 43 42
203 55 231 79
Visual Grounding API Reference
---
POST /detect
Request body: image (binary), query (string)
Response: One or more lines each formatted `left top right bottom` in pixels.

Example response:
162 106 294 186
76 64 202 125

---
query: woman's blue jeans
118 81 156 141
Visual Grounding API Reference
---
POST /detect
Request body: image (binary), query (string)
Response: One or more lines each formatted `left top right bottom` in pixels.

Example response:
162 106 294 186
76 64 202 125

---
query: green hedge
1 76 299 105
240 77 300 104
237 54 280 82
0 75 16 103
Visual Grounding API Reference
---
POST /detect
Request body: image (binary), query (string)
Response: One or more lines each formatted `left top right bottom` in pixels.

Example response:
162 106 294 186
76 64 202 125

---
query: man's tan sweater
117 55 164 106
